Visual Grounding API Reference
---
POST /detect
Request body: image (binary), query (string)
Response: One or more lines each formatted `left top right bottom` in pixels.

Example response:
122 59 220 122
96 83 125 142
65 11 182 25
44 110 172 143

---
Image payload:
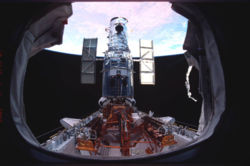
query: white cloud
154 30 186 56
48 2 187 57
182 21 188 28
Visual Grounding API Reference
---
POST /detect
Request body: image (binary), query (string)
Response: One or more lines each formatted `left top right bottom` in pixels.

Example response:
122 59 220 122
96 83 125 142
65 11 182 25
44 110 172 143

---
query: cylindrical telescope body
102 17 134 98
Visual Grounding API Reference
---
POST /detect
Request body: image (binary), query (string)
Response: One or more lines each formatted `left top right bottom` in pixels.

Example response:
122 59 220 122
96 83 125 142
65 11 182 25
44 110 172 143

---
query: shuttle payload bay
42 17 199 158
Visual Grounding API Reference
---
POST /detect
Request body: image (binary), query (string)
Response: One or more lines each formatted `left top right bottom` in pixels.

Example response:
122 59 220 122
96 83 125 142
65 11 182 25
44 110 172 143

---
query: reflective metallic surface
102 17 134 98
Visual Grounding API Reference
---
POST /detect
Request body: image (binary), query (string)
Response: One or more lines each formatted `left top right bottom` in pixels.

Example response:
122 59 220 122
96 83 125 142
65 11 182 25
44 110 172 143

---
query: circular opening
24 2 202 160
115 24 123 33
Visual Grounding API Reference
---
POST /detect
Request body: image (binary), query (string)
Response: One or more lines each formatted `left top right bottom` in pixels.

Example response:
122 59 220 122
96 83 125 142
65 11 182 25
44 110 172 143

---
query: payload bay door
81 38 97 84
139 39 155 85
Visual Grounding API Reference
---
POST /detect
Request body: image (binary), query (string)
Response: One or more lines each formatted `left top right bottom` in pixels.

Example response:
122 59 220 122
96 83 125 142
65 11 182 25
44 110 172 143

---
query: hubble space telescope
42 17 198 157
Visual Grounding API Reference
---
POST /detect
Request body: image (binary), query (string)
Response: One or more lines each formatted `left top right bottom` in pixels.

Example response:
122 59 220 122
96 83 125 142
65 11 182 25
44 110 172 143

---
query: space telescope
42 17 198 157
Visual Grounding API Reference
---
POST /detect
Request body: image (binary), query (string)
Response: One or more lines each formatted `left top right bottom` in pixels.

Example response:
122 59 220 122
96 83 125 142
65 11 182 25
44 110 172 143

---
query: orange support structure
161 135 177 147
76 139 96 152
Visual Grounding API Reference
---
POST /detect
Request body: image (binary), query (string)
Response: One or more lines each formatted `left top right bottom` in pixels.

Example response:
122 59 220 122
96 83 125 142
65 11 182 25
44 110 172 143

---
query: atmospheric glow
47 2 187 57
